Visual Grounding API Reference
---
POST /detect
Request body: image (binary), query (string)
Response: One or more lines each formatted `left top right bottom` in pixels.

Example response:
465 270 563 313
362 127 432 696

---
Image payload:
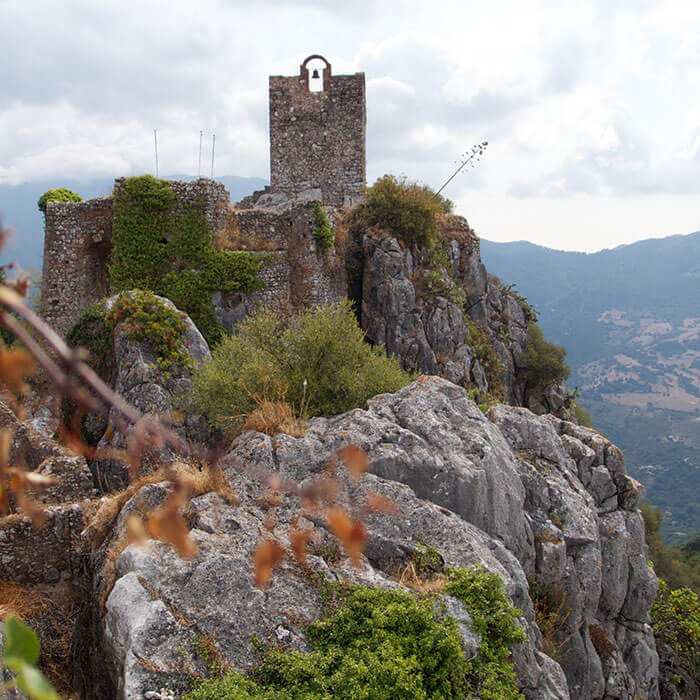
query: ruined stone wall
213 204 345 332
269 57 366 209
40 197 114 336
41 179 230 336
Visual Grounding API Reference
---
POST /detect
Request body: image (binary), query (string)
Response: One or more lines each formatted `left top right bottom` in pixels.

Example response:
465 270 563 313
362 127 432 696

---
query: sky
1 0 699 252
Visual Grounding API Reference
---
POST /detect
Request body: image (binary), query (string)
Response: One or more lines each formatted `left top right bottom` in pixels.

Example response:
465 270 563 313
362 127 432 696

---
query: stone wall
213 204 345 331
269 56 366 209
40 197 114 336
40 178 231 336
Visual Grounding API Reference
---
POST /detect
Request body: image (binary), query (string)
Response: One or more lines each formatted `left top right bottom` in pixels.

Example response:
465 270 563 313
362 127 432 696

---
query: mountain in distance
481 233 700 541
0 174 268 274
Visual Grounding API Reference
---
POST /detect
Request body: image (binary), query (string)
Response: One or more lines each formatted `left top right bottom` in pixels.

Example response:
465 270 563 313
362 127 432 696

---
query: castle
40 55 365 335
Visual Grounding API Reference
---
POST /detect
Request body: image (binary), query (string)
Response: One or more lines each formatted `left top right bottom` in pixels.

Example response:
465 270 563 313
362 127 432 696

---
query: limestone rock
92 294 211 490
0 399 94 504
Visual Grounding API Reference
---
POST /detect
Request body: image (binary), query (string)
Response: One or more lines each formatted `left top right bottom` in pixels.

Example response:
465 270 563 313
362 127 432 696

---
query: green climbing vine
109 175 266 345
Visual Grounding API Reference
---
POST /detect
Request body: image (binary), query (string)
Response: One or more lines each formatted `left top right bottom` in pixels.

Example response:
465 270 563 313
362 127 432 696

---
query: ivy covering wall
109 175 266 345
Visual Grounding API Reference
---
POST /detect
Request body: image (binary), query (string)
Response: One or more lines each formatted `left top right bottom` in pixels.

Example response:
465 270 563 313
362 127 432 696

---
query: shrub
447 567 526 699
518 324 570 401
358 175 452 249
109 175 266 345
190 300 411 430
572 401 593 427
312 203 335 248
467 320 505 400
651 579 699 681
37 188 82 214
184 568 525 700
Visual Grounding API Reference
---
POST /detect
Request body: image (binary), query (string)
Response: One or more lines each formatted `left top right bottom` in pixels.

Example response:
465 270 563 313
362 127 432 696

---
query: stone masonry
268 55 366 208
40 178 232 336
40 196 114 336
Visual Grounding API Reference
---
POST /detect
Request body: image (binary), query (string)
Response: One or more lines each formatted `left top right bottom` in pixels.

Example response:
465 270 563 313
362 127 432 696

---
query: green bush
358 175 452 249
37 188 82 214
190 300 411 430
651 579 699 682
446 567 526 699
184 568 525 700
109 175 266 345
312 203 335 248
641 503 700 592
518 324 570 400
467 320 505 400
572 401 593 428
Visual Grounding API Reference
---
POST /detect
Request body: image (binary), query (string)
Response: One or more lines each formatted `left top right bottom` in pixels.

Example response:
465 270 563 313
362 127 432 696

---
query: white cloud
1 0 699 250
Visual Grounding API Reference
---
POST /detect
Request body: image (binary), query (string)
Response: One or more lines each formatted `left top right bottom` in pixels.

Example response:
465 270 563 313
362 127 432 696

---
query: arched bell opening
300 54 331 92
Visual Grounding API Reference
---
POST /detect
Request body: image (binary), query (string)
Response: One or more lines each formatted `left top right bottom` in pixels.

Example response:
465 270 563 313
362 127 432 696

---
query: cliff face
358 216 572 417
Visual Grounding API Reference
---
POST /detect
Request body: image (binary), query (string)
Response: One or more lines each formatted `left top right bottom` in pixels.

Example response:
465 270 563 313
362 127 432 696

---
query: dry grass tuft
243 400 307 438
85 461 239 546
0 581 79 697
528 576 573 662
395 561 448 596
213 211 281 252
0 581 43 620
589 622 616 662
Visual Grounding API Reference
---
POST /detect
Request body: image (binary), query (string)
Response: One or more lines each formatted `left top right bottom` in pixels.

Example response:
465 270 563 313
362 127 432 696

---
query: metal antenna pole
210 133 216 179
198 130 203 178
154 129 159 178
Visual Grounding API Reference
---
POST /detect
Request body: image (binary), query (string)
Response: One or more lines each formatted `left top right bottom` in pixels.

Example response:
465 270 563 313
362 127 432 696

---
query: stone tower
268 55 366 208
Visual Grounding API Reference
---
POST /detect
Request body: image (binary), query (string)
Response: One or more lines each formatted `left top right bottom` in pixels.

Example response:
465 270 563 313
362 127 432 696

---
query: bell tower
268 54 366 208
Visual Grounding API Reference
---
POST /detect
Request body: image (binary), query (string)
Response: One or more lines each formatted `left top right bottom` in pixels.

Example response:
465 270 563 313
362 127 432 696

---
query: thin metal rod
210 133 215 179
198 130 203 178
154 129 159 178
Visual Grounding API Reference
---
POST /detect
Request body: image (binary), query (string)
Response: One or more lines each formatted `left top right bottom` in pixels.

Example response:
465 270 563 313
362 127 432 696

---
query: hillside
0 175 267 274
481 233 700 541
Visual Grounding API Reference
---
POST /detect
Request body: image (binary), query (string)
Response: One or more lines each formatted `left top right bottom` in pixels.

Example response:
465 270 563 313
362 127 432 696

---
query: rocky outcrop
359 218 543 409
98 377 658 699
91 294 211 491
0 400 94 505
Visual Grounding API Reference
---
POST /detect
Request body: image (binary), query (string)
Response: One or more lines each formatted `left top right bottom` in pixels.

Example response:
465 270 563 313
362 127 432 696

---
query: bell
312 69 320 79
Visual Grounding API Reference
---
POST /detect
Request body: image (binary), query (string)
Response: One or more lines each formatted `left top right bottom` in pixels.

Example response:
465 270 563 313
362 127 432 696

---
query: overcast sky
1 0 698 251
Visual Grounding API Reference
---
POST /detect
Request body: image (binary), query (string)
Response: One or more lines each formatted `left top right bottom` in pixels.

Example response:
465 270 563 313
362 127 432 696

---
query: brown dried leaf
16 492 47 529
253 538 285 587
289 528 312 565
345 520 368 567
0 349 35 395
339 445 369 480
12 274 30 299
366 492 399 514
0 428 12 476
17 470 57 489
147 509 198 559
263 510 278 532
327 506 367 567
327 506 353 542
126 513 148 545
